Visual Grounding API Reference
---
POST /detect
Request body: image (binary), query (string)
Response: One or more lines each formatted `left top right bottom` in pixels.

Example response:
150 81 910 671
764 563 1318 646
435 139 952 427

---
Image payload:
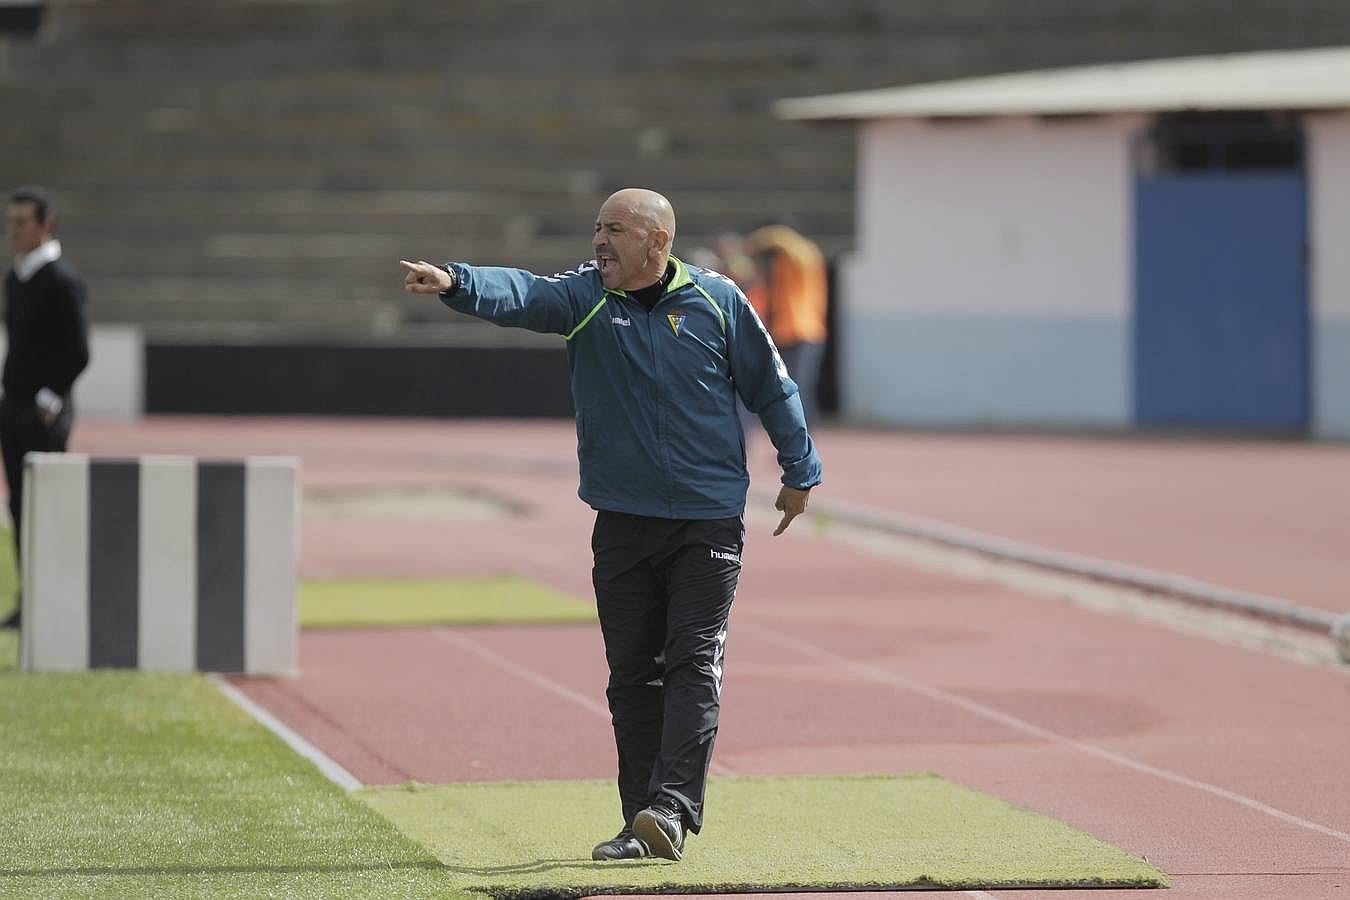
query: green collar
603 256 690 298
666 255 691 292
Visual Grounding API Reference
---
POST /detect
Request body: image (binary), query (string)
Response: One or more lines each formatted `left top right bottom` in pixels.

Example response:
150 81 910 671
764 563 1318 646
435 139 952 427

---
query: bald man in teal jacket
402 188 822 862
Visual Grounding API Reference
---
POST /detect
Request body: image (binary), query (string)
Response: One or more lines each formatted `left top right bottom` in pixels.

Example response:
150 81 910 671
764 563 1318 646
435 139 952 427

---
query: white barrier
20 454 299 675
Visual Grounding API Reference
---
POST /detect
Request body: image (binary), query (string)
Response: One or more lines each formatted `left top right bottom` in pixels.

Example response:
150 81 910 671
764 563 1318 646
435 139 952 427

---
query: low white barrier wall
20 453 299 675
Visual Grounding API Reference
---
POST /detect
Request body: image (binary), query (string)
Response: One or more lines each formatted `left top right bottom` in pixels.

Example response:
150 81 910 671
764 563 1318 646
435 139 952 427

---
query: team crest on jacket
667 310 687 336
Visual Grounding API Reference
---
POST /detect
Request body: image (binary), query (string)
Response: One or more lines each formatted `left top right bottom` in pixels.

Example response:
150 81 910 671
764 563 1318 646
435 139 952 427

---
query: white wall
0 325 143 420
842 115 1140 426
1308 113 1350 438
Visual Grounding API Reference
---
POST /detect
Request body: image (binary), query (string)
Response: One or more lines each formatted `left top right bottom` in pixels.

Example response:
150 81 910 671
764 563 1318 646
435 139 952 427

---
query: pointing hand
400 260 456 294
773 486 811 536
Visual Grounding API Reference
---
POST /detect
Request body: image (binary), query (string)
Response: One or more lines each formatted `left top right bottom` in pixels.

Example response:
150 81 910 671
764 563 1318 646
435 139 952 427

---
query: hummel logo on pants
591 511 744 836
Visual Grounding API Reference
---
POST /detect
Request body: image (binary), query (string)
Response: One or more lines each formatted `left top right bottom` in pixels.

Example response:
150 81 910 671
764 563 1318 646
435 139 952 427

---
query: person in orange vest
745 224 828 424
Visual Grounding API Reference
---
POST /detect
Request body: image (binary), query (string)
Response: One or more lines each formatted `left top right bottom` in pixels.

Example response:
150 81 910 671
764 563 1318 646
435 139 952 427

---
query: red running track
748 429 1350 616
73 418 1350 899
76 417 1350 613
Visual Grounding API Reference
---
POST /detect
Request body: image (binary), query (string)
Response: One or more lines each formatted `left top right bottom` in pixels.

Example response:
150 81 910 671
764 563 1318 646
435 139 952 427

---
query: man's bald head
604 188 676 240
593 188 678 290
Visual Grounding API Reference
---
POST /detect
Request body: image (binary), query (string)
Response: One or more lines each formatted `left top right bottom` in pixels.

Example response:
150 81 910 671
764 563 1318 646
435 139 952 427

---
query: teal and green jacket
441 255 822 519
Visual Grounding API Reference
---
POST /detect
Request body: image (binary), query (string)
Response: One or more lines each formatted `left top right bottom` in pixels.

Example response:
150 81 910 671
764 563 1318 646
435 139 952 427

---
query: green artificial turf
0 523 593 633
0 528 14 673
0 670 479 899
0 526 16 624
361 774 1169 897
300 576 596 629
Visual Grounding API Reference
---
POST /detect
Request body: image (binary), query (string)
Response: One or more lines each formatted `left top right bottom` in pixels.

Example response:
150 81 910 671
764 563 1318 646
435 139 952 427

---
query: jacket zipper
633 291 677 517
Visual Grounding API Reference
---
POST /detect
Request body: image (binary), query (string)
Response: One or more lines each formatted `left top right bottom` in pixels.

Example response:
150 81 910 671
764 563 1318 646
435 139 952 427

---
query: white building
779 46 1350 438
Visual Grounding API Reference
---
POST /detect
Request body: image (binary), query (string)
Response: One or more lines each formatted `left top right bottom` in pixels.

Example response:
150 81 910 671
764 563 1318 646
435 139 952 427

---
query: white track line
744 624 1350 845
964 892 997 899
209 674 363 791
431 629 738 776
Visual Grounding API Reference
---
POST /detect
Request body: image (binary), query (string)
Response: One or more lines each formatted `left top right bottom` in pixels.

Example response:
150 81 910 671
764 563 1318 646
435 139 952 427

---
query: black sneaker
633 800 685 861
591 828 650 861
0 608 18 630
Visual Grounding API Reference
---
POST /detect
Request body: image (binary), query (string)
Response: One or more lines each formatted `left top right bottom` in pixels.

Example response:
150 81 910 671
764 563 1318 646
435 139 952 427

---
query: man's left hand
34 388 61 427
773 486 811 536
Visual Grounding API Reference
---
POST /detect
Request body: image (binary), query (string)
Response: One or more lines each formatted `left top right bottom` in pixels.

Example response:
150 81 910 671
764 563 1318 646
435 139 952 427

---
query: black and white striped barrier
20 454 299 674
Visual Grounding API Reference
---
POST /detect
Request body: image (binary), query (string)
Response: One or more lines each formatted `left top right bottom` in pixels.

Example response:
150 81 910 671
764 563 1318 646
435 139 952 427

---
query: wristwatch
440 264 460 295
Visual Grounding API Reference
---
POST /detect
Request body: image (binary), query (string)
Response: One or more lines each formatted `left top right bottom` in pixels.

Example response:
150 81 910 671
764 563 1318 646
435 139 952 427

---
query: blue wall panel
1133 173 1309 430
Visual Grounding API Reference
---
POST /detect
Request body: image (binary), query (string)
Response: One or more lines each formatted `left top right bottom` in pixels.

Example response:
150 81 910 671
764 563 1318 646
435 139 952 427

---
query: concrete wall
1308 113 1350 439
0 325 143 420
78 325 144 420
842 115 1141 427
144 342 572 417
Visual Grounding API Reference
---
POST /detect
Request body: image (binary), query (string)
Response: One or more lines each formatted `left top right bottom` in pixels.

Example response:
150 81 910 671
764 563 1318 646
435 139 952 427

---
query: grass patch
0 526 16 624
0 670 479 898
300 576 596 629
0 522 592 632
0 629 15 673
361 774 1168 897
0 527 15 672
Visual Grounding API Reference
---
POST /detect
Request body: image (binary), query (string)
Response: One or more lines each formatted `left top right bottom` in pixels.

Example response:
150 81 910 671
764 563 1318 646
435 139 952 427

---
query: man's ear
648 228 671 258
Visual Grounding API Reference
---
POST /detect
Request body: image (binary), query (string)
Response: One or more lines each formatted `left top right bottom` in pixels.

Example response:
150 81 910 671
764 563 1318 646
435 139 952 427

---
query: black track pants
591 510 743 834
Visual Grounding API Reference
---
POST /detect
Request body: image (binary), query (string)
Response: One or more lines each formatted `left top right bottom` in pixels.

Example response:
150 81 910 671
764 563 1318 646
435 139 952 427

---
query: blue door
1133 171 1309 430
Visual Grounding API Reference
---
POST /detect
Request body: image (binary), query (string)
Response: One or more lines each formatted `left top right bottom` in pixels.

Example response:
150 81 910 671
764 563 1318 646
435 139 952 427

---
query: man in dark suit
1 186 90 628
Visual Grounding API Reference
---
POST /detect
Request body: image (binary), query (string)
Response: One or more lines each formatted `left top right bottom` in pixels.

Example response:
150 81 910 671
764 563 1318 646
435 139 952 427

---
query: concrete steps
7 0 1350 334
